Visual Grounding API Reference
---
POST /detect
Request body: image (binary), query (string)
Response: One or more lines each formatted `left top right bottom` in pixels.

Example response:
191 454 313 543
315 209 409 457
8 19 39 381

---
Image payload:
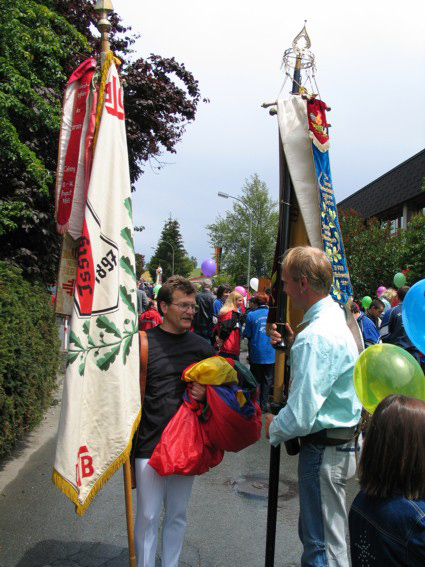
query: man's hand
191 382 207 402
265 413 274 439
269 323 295 350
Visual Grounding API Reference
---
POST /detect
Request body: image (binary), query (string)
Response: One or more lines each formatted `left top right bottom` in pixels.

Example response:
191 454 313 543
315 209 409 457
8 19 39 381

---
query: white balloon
250 277 259 291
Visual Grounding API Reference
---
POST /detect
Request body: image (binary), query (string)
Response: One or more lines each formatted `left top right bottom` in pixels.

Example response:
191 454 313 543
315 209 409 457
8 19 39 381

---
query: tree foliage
0 0 204 284
149 218 193 281
0 261 61 456
398 214 425 286
206 175 278 285
135 253 145 280
339 209 404 299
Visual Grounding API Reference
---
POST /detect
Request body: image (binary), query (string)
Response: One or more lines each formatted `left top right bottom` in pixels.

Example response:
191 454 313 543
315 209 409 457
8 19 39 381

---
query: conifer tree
149 218 193 281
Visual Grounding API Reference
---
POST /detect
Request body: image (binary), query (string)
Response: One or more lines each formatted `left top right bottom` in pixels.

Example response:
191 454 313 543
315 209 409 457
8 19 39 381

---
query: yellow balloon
353 344 425 414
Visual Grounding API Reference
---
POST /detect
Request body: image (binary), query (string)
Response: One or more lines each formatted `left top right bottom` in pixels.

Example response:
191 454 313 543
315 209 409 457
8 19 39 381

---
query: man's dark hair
156 276 195 316
255 292 269 306
350 302 360 314
216 284 231 299
358 395 425 499
397 285 410 301
370 298 385 310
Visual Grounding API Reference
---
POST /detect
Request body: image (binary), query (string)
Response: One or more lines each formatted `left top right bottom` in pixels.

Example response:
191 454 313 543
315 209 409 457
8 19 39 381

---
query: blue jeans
249 362 274 411
298 439 357 567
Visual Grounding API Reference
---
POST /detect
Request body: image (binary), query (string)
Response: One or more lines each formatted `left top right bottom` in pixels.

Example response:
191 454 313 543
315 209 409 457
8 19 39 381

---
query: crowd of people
351 285 424 370
133 250 425 567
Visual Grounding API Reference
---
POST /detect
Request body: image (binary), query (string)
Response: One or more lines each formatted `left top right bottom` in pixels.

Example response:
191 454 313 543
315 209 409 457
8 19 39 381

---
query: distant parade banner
277 96 353 304
53 56 140 515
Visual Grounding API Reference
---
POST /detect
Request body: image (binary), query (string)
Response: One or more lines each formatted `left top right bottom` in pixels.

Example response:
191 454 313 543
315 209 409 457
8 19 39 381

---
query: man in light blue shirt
266 246 361 567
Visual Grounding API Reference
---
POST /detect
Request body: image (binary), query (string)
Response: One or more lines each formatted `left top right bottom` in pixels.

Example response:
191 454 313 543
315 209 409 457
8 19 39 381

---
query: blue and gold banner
312 145 353 303
276 95 353 305
308 98 353 304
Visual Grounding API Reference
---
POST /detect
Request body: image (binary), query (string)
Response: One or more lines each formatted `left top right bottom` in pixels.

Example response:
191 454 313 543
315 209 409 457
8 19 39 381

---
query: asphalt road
0 348 359 567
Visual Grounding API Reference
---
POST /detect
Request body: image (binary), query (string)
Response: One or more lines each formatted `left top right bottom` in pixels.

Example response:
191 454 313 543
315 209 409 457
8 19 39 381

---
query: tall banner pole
264 26 312 567
263 23 355 567
264 74 301 567
53 2 139 567
93 4 137 565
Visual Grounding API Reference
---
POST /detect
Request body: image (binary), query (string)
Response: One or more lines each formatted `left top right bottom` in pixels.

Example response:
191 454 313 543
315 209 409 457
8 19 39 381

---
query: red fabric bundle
148 393 224 476
202 386 262 452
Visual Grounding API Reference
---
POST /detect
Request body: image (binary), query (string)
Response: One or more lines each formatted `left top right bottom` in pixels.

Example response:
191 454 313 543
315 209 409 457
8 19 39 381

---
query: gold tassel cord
52 408 141 517
92 50 122 154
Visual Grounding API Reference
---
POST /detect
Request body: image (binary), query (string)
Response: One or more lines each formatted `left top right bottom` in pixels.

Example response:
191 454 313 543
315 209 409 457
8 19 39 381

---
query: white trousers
134 458 195 567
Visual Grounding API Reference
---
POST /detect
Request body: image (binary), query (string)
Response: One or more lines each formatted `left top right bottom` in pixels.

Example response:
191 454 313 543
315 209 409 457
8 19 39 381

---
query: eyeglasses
170 302 199 313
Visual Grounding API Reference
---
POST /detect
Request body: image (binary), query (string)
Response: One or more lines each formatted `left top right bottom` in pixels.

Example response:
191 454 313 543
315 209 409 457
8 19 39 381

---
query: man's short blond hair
282 246 333 296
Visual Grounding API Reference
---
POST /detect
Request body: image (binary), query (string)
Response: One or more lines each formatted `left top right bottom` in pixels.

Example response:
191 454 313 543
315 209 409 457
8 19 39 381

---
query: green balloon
361 296 372 309
353 344 425 414
394 272 406 288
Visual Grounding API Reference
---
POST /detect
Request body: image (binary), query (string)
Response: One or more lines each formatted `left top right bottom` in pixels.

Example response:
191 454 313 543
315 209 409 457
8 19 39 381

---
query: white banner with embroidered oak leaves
53 60 140 516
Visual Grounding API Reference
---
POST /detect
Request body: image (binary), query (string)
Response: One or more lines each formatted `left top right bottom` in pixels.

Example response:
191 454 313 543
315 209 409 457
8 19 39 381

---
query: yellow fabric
182 356 238 385
236 390 247 407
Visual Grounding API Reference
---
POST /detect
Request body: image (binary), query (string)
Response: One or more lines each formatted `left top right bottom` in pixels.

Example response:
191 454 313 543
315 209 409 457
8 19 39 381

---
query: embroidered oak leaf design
121 227 134 252
97 315 122 338
124 197 132 219
82 321 90 336
66 351 80 366
120 256 136 281
69 330 84 350
97 344 121 371
122 335 134 364
120 285 136 315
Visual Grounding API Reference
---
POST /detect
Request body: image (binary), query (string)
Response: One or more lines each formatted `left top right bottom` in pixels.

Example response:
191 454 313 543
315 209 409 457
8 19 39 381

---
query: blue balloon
402 279 425 354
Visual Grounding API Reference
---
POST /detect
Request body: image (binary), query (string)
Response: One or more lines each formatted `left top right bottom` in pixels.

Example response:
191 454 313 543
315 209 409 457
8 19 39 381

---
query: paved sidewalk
0 346 358 566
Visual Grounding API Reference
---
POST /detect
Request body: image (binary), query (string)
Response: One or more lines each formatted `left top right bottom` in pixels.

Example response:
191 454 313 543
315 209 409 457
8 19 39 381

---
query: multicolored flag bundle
277 95 353 304
53 54 140 516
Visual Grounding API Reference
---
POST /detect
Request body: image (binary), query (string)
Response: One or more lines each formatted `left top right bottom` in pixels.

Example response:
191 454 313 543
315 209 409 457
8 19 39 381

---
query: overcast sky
112 0 425 266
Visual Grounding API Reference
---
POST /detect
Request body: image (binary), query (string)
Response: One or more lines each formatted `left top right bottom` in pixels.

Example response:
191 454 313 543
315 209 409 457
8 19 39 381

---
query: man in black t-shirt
134 276 215 567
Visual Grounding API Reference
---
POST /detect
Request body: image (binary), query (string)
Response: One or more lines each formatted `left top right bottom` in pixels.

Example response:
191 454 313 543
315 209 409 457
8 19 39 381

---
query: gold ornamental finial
292 21 311 52
281 21 316 96
94 0 114 55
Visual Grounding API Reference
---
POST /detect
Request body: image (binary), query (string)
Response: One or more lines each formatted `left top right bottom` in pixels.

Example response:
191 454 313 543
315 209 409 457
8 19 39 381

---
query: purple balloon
201 258 216 277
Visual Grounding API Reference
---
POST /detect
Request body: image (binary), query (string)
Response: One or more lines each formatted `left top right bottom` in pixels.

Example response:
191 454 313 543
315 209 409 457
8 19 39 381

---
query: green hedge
0 261 61 456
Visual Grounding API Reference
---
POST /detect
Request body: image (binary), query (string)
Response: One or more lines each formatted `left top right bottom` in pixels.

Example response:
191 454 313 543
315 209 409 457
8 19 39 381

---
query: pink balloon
377 286 387 297
234 285 247 297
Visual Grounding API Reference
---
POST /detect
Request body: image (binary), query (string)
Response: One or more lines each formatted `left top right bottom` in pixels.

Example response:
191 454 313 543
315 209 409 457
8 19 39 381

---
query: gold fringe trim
92 51 122 154
309 131 330 153
52 408 141 517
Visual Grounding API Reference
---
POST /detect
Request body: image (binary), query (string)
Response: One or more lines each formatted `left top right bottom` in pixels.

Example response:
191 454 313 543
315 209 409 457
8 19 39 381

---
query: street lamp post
217 191 252 291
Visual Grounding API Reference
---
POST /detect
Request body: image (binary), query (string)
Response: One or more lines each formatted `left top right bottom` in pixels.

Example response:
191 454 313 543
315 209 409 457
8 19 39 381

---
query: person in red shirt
138 300 163 331
214 291 244 360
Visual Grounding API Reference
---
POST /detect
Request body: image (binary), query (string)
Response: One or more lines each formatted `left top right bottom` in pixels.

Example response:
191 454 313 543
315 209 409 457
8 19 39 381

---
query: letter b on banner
76 445 94 487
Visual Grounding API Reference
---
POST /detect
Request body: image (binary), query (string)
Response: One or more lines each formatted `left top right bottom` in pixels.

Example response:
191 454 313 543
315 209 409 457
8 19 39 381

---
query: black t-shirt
194 290 214 330
135 326 216 458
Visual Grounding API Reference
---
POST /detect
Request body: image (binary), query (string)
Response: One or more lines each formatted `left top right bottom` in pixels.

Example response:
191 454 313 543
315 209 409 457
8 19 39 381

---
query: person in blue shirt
243 292 275 412
213 284 231 319
266 246 361 567
357 298 385 347
349 394 425 566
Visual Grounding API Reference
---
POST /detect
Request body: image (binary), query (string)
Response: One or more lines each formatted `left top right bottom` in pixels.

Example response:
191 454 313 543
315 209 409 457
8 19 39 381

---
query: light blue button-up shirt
269 295 361 446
